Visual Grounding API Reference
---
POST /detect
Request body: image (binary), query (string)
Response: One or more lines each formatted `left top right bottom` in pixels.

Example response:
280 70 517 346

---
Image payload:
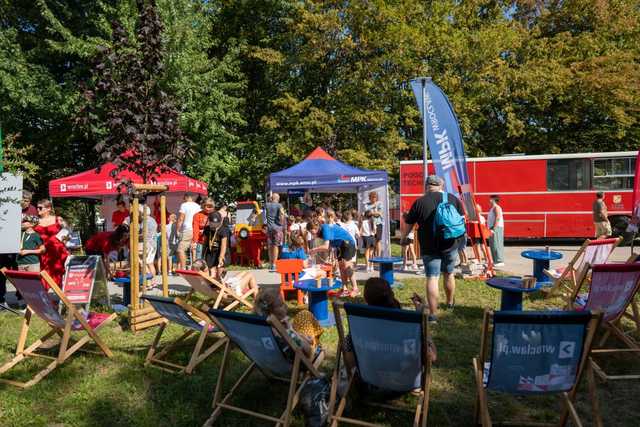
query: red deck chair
0 269 115 388
544 237 621 300
276 259 304 305
567 263 640 381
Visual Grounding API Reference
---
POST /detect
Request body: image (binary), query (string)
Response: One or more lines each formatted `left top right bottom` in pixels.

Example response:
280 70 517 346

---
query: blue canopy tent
269 147 391 256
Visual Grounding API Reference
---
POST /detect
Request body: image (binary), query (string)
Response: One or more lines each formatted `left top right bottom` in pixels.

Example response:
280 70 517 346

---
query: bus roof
400 151 638 165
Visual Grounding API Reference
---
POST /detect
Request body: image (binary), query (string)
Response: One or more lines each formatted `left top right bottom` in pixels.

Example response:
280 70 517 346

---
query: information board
0 173 22 254
63 255 110 310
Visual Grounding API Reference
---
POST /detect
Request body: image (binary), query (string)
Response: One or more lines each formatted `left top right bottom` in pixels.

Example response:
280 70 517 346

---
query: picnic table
521 249 563 286
369 256 404 287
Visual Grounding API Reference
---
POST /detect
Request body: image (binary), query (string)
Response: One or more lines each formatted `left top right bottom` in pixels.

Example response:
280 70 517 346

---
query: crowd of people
0 181 507 311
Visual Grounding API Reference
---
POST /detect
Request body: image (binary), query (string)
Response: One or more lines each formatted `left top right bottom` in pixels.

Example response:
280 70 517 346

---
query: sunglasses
205 205 214 208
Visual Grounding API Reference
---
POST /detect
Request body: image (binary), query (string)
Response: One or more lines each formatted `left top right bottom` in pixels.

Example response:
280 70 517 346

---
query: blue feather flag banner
410 78 477 220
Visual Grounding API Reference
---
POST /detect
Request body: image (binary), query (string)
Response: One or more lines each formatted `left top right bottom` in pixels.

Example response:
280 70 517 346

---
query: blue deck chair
141 295 226 374
203 309 325 427
473 310 602 427
0 269 116 388
329 301 432 427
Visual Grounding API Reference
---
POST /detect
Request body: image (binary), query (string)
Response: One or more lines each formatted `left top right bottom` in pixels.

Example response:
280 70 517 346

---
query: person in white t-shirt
175 193 201 270
360 210 376 272
341 211 360 263
401 213 419 271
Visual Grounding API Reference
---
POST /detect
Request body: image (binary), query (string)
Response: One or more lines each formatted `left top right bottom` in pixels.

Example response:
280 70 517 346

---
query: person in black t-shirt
202 211 231 279
401 175 464 322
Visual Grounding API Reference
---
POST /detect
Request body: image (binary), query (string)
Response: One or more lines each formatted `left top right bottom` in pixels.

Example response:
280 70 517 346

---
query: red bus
400 151 637 239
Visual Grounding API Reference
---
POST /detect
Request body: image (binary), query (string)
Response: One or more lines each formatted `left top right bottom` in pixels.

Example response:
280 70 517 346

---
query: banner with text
410 78 476 219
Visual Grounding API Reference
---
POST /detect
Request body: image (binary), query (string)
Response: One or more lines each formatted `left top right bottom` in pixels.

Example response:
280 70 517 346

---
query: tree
77 0 190 188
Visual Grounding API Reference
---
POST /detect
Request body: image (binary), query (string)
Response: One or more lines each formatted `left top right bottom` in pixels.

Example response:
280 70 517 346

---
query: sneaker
446 303 455 310
494 263 505 268
427 314 438 324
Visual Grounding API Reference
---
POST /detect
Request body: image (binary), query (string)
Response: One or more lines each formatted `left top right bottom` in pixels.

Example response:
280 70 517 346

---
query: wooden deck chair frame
543 237 621 300
0 269 116 388
567 263 640 382
142 295 227 374
276 259 304 305
177 269 257 312
472 309 603 427
328 300 432 427
203 310 325 427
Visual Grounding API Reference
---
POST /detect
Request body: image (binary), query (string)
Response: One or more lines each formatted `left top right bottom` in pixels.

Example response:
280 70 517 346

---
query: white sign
0 173 23 254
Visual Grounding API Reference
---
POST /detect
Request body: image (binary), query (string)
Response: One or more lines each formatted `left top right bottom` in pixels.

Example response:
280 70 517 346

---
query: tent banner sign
273 174 386 189
0 173 23 254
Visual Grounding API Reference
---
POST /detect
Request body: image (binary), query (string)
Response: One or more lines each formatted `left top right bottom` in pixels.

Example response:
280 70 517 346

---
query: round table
369 256 404 286
486 277 543 311
112 274 154 306
294 279 342 327
520 250 563 285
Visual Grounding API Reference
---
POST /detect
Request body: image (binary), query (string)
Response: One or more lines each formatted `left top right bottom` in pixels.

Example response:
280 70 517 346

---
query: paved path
2 244 633 306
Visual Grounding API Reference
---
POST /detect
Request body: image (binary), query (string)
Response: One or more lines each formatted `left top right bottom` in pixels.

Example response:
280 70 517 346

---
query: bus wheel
610 215 634 245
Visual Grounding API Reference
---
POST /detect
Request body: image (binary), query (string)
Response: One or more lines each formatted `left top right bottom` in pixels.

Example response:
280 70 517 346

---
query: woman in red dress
34 199 69 288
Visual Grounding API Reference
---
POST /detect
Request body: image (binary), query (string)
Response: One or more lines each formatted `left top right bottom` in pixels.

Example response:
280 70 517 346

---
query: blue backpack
433 191 466 240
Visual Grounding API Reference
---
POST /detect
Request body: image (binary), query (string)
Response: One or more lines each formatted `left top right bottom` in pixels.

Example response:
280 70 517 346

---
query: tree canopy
1 0 639 200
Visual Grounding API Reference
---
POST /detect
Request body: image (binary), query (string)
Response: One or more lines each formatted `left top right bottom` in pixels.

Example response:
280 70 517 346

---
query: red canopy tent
49 162 207 198
49 162 208 230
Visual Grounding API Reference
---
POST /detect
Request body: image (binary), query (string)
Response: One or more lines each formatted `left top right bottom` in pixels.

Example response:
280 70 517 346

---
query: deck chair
204 309 325 427
543 237 621 299
141 295 227 374
0 269 116 388
473 310 602 427
276 259 304 305
329 301 432 427
566 263 640 381
176 269 257 311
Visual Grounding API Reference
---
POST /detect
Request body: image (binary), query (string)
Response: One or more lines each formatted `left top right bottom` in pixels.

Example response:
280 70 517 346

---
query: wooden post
160 195 169 296
130 198 140 310
141 204 148 290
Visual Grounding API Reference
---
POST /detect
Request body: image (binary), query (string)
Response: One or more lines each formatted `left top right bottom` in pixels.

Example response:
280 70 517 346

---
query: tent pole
160 195 168 296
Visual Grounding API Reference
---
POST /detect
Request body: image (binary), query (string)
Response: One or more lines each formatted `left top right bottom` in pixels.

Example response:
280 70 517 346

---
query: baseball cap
426 175 442 186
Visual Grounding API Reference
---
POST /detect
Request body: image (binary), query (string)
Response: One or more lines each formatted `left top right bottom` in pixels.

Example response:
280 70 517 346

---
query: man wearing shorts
265 193 285 270
401 175 464 322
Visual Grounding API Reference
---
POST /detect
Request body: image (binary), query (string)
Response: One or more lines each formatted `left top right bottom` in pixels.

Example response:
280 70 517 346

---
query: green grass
1 278 639 426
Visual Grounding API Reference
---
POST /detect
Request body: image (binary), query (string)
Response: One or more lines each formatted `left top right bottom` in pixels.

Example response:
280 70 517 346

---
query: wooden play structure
128 183 170 332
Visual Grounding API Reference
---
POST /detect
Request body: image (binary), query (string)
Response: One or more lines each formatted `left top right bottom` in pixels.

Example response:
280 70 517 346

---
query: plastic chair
276 259 304 305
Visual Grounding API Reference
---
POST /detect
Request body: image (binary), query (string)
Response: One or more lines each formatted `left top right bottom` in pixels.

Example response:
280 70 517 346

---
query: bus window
547 159 591 191
593 157 635 190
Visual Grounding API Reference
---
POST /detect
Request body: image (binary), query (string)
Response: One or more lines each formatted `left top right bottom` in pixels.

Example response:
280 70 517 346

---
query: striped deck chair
203 309 325 427
543 237 621 299
566 263 640 381
0 269 116 388
329 301 432 427
176 269 257 311
141 295 226 374
473 310 602 427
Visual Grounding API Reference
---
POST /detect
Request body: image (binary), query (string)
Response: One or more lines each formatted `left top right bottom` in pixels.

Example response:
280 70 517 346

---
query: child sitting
254 288 322 358
191 258 259 296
